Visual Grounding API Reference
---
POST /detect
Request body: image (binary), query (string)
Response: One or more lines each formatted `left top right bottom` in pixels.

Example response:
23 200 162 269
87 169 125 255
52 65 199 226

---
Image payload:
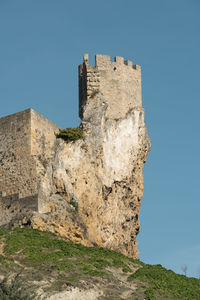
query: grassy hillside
0 228 199 299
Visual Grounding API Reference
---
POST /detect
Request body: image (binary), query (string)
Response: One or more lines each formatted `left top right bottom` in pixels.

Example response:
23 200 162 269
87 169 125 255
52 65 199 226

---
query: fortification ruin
79 54 142 119
0 54 150 258
0 109 59 218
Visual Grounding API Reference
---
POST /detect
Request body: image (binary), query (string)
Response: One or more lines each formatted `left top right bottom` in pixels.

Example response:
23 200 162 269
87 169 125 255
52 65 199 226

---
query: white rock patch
47 287 103 300
103 111 140 186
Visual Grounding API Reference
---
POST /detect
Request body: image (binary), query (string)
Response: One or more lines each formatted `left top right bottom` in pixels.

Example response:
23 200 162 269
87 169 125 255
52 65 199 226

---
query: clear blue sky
0 0 199 278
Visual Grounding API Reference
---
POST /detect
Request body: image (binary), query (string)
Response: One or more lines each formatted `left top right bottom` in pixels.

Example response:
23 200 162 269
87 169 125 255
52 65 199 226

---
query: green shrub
128 264 200 299
56 128 83 142
144 288 156 300
69 199 78 210
0 276 35 300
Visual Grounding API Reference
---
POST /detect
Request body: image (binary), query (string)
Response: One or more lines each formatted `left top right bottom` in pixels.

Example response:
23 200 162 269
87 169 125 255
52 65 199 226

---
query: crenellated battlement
79 53 142 119
83 53 141 71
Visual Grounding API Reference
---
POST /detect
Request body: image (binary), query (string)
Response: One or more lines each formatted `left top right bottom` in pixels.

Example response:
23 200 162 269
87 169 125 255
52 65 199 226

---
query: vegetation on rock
128 264 200 299
0 276 35 300
55 128 83 142
0 228 199 299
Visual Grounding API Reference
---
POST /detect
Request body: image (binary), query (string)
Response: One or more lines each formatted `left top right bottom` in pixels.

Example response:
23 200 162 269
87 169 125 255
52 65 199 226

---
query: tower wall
0 109 36 198
0 109 59 212
30 109 60 213
79 54 142 120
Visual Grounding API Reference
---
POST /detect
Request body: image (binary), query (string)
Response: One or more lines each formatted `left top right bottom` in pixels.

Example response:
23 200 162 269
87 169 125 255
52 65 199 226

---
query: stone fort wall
0 108 59 212
79 54 142 120
0 109 35 197
0 192 38 226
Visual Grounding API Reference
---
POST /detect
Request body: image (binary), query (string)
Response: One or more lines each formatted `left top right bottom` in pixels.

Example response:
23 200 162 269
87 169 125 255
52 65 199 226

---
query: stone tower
79 54 142 120
52 53 151 257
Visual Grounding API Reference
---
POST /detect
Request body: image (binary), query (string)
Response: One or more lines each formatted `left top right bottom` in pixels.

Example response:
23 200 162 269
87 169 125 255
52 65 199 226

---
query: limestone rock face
43 94 150 258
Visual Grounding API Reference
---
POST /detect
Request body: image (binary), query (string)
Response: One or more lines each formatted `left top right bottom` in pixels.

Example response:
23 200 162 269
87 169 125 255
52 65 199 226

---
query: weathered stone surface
0 108 59 214
32 55 150 258
0 54 150 259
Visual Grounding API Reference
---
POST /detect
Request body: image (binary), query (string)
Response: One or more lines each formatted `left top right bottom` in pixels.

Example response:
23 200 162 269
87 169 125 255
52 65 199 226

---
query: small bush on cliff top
56 128 83 142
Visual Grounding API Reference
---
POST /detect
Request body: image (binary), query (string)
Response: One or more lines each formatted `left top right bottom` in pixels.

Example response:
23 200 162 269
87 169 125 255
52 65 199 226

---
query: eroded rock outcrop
0 54 150 259
32 54 151 258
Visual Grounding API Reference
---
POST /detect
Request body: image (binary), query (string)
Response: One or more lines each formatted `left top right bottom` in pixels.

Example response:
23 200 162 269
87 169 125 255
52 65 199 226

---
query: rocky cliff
1 54 150 259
